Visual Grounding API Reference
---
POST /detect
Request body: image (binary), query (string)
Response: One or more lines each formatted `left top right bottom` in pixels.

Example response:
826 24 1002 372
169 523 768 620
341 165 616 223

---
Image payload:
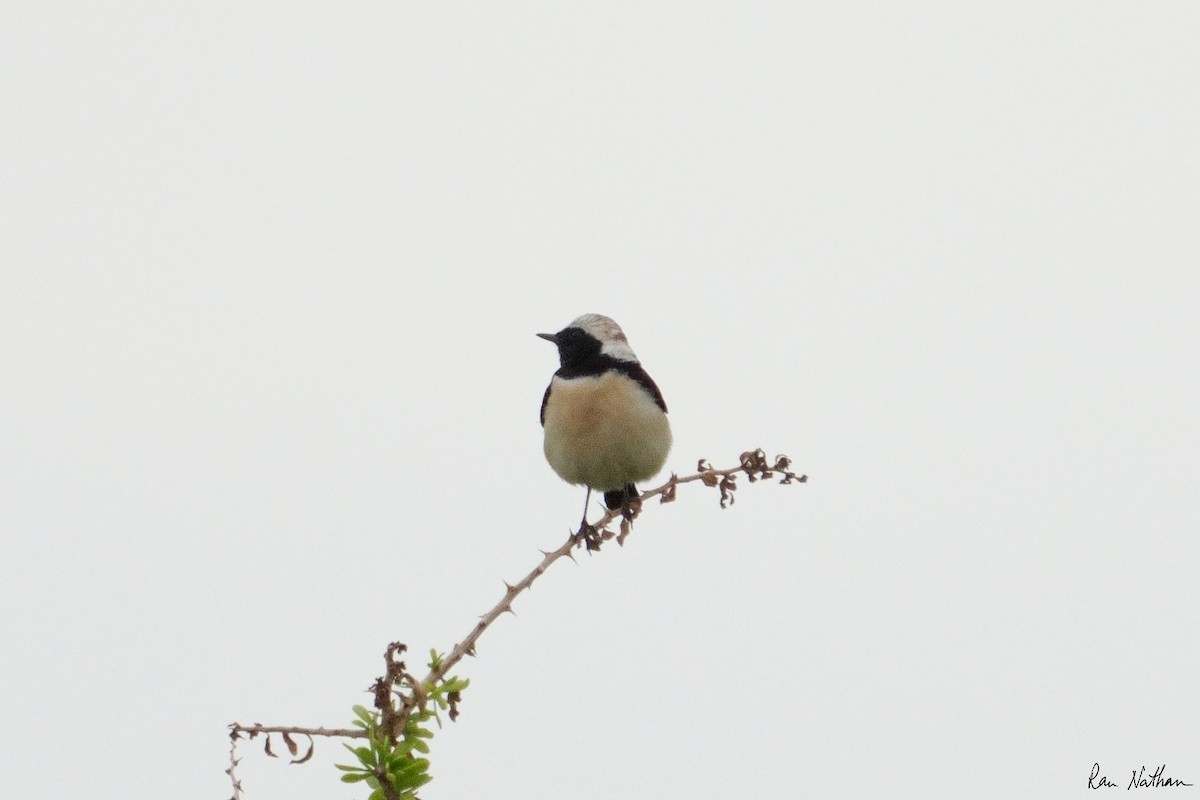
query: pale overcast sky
2 2 1197 799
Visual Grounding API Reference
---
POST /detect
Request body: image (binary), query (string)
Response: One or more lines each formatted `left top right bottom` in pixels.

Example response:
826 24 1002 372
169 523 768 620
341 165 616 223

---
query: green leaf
388 746 417 765
370 737 389 760
352 705 376 725
335 763 364 772
393 771 422 790
352 745 374 764
395 757 430 776
340 772 370 783
410 738 430 754
393 768 433 790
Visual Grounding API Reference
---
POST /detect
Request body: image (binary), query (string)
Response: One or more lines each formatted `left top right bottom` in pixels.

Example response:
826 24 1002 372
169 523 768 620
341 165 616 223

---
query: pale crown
568 313 639 362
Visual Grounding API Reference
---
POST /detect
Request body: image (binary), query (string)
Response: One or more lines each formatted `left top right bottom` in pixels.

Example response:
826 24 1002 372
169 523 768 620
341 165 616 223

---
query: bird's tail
603 484 638 510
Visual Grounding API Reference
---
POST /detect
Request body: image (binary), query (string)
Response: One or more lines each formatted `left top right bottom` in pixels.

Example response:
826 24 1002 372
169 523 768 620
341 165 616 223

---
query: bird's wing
617 362 668 414
539 383 552 426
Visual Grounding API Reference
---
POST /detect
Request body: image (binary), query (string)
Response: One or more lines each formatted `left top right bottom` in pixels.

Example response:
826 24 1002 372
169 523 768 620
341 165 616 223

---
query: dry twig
227 449 805 795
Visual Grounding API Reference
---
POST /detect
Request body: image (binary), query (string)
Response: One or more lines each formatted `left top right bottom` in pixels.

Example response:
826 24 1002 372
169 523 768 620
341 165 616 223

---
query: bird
538 314 672 531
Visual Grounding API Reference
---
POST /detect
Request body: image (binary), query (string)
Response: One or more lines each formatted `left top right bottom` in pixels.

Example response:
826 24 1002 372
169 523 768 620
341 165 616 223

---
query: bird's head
537 313 639 368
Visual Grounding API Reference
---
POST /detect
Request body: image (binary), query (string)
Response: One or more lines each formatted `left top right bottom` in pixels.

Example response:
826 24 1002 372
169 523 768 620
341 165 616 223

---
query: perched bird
538 314 672 527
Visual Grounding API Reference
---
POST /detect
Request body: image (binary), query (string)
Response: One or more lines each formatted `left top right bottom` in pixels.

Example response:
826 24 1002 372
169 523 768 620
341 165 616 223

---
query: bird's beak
536 332 558 343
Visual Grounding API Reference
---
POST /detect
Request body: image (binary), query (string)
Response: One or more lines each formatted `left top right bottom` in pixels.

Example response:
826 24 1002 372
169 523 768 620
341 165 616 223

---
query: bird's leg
575 487 593 539
573 489 588 532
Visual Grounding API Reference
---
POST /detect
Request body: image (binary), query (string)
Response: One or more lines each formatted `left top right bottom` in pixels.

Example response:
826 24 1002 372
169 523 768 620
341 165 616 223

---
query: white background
2 2 1197 798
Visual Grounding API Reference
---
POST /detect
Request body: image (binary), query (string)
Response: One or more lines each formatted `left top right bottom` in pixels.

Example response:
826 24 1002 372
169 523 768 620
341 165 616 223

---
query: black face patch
550 326 603 370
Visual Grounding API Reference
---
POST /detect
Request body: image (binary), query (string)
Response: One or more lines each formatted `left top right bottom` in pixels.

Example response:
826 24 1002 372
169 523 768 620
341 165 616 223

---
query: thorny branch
395 451 803 729
227 449 805 796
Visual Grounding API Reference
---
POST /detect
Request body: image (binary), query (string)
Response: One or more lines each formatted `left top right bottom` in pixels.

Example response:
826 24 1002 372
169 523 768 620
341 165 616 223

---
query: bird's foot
619 493 643 523
573 518 603 552
604 484 643 521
